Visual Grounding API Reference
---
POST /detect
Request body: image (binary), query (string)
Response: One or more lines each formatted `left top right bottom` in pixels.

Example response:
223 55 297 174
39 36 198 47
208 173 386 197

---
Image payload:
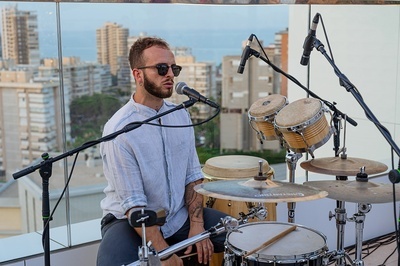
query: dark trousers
96 208 228 266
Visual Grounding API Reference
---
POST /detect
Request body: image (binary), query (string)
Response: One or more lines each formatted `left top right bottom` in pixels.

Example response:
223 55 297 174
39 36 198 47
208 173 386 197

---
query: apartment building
173 49 217 121
1 5 40 65
0 68 68 180
220 34 287 152
96 22 130 86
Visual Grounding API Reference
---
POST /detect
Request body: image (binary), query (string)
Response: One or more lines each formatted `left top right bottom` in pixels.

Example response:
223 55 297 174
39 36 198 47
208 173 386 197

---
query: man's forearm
185 179 204 223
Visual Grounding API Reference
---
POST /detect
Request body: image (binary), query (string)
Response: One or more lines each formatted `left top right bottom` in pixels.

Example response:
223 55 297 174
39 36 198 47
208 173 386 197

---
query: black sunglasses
137 63 182 77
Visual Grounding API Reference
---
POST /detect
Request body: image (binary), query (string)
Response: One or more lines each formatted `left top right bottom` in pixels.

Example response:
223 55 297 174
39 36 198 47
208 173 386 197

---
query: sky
0 2 289 32
0 2 289 62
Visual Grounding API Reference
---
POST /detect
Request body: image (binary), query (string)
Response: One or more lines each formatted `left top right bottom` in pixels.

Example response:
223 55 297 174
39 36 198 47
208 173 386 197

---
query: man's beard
143 73 173 99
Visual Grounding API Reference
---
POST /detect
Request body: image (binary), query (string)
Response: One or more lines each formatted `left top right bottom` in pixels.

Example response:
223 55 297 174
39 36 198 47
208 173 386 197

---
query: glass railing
0 1 291 261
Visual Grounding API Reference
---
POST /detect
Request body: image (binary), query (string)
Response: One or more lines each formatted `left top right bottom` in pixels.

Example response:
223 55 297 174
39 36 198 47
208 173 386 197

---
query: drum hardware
286 151 302 223
129 209 165 266
224 222 328 266
125 216 239 266
238 204 268 223
328 201 348 266
304 168 398 266
348 203 371 266
325 201 372 266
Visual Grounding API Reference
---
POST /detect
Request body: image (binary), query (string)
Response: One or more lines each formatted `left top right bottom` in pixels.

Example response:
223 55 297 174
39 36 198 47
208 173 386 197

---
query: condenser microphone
237 34 255 74
300 13 320 66
175 82 219 109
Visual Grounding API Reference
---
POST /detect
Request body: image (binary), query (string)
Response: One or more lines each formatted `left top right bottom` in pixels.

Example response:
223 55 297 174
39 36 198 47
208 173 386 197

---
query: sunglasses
137 63 182 77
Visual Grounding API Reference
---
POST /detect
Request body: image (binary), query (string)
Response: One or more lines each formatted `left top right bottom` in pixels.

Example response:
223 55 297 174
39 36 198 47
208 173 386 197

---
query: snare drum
248 94 288 141
225 222 328 266
202 155 276 222
274 98 332 155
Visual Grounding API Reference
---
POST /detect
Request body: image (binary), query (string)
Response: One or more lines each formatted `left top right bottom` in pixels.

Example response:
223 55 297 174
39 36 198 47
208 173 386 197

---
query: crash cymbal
194 178 328 203
304 180 400 204
300 157 388 176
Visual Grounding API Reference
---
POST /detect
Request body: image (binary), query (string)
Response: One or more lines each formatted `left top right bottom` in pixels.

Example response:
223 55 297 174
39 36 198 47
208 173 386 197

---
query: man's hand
161 254 183 266
184 223 214 264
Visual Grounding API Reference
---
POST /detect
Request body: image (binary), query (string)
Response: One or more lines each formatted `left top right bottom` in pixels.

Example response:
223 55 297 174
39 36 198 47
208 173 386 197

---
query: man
96 36 227 266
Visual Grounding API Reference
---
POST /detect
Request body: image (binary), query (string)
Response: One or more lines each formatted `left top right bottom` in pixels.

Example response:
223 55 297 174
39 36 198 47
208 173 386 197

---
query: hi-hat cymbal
195 178 328 203
300 157 388 176
304 180 399 204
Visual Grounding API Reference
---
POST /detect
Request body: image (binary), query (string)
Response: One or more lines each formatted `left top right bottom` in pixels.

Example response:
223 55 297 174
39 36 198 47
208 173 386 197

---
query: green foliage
69 93 123 148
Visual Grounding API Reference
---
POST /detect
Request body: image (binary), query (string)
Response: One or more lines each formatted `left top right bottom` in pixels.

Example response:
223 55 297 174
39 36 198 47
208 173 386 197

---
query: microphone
237 34 254 74
175 82 219 109
300 13 320 66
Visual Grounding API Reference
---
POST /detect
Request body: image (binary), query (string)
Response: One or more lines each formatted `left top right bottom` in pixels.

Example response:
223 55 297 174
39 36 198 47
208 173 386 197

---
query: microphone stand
312 38 400 157
312 36 400 266
246 47 357 128
12 99 197 266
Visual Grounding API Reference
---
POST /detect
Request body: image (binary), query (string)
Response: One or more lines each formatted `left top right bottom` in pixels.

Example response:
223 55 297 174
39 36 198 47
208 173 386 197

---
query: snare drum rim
226 221 328 263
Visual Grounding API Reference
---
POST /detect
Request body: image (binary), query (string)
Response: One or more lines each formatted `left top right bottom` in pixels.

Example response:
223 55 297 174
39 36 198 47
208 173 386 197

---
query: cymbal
195 178 328 203
300 157 388 176
304 180 399 204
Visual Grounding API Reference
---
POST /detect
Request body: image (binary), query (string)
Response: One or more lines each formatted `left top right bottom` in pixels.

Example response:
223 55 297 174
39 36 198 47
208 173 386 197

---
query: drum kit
191 94 398 266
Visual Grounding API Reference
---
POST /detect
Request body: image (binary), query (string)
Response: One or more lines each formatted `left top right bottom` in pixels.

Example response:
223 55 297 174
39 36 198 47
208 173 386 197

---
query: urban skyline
0 2 289 64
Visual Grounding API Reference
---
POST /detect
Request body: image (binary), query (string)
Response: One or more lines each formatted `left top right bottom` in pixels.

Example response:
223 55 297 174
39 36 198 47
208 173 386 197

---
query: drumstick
179 252 197 259
244 225 297 258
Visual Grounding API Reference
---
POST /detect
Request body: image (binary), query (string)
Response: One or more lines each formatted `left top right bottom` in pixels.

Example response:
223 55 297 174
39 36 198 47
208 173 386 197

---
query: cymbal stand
347 203 371 266
239 203 268 223
286 151 302 223
347 167 371 266
330 111 348 265
329 200 348 266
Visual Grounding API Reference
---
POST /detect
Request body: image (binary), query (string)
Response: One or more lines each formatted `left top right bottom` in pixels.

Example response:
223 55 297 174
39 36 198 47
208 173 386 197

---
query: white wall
285 4 400 254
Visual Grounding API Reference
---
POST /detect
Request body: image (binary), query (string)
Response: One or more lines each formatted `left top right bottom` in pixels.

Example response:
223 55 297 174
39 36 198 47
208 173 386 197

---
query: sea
39 28 285 65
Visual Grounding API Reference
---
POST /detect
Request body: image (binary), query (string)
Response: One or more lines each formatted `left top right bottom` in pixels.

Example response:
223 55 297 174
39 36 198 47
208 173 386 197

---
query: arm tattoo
185 180 204 222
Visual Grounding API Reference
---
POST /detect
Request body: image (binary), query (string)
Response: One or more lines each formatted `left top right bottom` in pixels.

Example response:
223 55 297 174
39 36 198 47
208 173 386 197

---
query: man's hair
129 36 170 70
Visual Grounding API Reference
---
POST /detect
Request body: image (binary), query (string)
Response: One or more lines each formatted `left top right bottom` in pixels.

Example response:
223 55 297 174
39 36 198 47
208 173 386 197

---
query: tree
69 93 123 148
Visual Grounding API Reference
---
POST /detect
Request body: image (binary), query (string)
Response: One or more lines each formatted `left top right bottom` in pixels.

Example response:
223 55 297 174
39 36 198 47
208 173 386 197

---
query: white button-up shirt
100 96 203 237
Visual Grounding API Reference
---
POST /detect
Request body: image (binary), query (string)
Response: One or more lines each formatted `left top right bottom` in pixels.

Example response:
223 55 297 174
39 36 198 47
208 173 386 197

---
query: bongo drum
248 94 288 141
202 155 276 222
274 98 332 156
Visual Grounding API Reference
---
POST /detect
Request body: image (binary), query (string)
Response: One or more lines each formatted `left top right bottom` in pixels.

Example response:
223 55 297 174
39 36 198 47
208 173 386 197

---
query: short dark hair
128 36 170 70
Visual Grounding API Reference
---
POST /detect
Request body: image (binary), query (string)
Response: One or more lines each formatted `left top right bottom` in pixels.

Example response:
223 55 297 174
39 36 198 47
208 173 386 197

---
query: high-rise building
220 35 286 152
0 57 110 182
172 48 217 122
0 66 69 180
96 22 130 86
1 5 40 65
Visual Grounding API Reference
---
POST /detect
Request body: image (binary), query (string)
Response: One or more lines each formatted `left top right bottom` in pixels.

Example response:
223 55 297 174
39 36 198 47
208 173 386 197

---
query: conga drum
202 155 277 266
248 94 288 141
202 155 277 222
274 98 333 157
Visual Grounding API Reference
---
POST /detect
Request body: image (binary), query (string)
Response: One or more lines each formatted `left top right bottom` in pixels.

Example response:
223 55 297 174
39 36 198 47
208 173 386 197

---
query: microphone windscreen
175 82 186 95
